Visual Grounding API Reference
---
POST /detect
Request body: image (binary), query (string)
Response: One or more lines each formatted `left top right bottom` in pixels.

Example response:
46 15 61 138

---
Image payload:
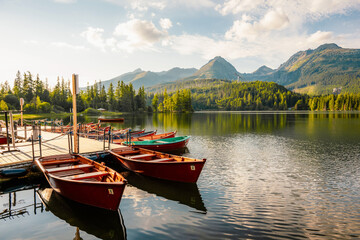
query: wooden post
72 74 79 153
9 111 15 149
20 98 24 127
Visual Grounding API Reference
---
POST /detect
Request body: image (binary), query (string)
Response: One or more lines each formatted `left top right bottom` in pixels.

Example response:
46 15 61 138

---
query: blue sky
1 0 360 87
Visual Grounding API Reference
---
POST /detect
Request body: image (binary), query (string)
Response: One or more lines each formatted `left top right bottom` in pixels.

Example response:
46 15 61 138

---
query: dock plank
0 128 127 168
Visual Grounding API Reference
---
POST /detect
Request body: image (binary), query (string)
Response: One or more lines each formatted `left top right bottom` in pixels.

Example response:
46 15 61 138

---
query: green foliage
4 70 360 114
0 100 9 111
4 94 20 109
307 93 360 111
150 89 193 112
83 107 101 115
181 80 302 111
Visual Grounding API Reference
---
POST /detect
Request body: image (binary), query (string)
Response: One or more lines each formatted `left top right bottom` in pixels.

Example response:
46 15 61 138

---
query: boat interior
110 148 192 163
39 155 122 182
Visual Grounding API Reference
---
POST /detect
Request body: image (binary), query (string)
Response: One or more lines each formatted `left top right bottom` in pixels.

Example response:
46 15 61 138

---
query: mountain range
97 43 360 95
244 43 360 94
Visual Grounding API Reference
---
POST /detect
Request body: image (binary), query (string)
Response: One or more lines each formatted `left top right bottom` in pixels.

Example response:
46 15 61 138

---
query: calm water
1 112 360 239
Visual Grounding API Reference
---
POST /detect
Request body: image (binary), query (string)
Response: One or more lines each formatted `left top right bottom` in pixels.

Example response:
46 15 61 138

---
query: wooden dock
0 129 124 168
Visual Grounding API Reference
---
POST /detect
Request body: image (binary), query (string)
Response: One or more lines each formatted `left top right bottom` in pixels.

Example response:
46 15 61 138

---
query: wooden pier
0 128 124 168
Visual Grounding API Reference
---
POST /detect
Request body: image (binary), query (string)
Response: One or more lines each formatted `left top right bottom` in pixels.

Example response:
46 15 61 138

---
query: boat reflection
121 171 207 213
37 188 127 240
164 146 190 155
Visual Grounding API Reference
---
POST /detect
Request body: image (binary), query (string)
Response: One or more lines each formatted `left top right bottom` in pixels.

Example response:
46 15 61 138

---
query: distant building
333 87 342 95
97 108 106 112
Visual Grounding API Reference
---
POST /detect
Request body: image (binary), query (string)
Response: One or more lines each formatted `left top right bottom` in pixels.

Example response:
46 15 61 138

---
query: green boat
121 136 190 151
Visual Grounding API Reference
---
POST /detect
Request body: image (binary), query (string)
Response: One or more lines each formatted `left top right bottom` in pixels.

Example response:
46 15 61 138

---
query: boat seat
41 159 79 166
147 158 174 162
64 171 109 180
129 154 156 160
46 164 94 173
51 169 86 177
113 150 140 155
155 141 168 143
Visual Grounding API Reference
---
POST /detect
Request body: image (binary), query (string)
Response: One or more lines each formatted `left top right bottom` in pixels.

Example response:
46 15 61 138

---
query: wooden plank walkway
0 129 125 168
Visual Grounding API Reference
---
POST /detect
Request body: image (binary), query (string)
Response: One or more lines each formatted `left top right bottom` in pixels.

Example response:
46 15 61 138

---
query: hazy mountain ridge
91 43 360 95
244 43 360 94
98 67 197 90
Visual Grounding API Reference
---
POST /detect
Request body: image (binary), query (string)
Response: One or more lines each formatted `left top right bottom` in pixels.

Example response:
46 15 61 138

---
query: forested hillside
2 71 359 114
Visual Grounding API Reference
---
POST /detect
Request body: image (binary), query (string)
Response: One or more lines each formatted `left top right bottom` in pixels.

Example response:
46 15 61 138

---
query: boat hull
128 137 189 151
36 155 127 211
110 148 205 183
0 135 7 145
46 175 125 211
98 118 124 123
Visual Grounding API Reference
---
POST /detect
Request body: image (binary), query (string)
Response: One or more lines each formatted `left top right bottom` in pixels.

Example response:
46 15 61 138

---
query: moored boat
35 154 127 211
121 136 190 152
0 135 7 144
112 130 157 141
134 131 177 141
108 147 206 183
98 117 124 123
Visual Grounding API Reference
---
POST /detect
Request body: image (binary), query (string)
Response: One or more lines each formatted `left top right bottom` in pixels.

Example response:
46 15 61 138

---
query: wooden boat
134 131 177 141
37 188 126 240
0 135 7 145
35 154 127 211
108 147 206 183
98 117 124 123
112 131 177 144
112 130 156 140
121 136 190 152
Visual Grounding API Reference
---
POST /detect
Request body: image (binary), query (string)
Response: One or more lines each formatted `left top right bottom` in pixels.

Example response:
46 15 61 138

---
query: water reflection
121 171 206 213
0 187 43 221
37 188 127 240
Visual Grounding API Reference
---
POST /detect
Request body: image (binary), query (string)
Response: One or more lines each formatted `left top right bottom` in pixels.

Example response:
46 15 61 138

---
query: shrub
83 108 101 115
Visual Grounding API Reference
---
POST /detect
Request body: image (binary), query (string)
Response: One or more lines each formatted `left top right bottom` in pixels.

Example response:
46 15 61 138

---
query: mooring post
5 111 10 152
72 74 79 154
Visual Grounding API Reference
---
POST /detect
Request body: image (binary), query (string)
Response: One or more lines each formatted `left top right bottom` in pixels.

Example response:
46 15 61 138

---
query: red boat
0 135 7 145
109 147 206 183
135 131 177 141
35 154 127 211
112 130 156 141
121 136 190 152
98 117 124 123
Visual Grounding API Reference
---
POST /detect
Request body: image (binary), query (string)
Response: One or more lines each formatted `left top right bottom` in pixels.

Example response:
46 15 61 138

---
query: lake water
1 112 360 239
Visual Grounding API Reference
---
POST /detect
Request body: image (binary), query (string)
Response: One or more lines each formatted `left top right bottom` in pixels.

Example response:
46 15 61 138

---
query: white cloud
81 27 106 51
307 31 334 44
53 0 76 3
105 0 166 11
159 18 172 30
225 9 289 41
216 0 360 19
104 0 215 11
216 0 264 16
51 42 88 51
114 19 167 49
259 9 289 30
82 19 168 53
